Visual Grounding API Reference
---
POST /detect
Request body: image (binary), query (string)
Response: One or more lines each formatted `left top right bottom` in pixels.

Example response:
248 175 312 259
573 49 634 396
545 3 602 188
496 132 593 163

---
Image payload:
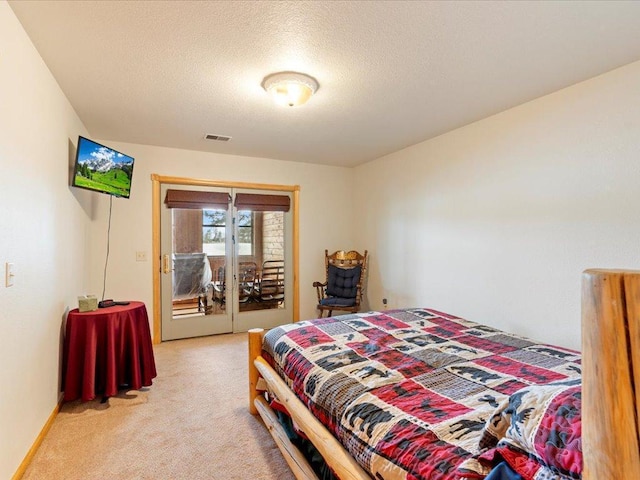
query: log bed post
248 328 265 415
582 269 640 479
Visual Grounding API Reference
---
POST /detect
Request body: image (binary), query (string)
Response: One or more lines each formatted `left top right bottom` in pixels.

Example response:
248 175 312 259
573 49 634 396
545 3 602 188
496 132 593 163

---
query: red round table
62 301 157 402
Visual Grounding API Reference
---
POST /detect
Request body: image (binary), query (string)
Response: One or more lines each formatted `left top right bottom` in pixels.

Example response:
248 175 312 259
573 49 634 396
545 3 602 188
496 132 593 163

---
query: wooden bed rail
248 327 371 480
582 269 640 479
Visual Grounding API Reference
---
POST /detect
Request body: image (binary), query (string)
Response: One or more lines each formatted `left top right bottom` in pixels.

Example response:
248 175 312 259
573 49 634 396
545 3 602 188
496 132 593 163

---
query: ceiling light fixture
262 71 319 107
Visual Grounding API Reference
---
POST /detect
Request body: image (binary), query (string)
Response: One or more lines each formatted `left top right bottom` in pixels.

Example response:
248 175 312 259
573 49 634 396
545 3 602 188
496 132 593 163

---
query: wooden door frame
151 174 300 343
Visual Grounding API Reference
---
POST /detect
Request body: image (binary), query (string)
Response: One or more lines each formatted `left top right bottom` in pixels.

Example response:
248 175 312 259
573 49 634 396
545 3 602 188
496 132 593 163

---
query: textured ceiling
9 0 640 167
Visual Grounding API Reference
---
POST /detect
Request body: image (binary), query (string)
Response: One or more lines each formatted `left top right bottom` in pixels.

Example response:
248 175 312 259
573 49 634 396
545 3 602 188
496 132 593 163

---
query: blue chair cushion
319 296 357 307
325 264 361 299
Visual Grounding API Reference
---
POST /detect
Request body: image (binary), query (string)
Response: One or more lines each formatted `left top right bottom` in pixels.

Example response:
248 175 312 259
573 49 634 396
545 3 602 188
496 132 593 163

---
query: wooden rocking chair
313 250 368 318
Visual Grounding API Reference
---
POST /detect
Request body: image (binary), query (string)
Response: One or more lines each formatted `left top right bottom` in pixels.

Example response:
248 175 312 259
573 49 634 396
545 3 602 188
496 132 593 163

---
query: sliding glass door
160 184 293 340
161 185 233 340
232 188 293 332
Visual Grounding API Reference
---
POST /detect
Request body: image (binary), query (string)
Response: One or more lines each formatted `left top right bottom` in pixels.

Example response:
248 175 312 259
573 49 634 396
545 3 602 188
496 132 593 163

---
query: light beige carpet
23 333 295 480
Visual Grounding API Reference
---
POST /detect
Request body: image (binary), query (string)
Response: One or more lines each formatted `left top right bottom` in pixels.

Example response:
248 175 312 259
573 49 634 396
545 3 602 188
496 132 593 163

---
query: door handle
162 254 173 274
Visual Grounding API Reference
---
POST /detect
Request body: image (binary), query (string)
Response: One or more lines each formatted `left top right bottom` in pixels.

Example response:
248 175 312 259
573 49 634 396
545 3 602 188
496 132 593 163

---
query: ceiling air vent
204 134 232 142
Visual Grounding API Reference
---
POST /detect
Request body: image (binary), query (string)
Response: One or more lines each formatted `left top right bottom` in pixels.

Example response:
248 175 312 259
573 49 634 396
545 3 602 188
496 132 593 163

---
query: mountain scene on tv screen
75 144 133 197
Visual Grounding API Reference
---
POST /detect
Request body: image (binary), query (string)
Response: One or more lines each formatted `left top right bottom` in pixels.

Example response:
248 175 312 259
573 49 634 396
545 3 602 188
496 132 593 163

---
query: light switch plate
136 251 147 262
5 262 14 287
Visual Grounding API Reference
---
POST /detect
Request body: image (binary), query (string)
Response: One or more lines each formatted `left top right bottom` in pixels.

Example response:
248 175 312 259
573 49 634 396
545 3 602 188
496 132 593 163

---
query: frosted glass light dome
262 72 319 107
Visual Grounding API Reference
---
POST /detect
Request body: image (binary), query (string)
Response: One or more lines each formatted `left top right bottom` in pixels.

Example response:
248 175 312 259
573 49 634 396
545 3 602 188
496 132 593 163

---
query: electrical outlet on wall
386 297 394 309
136 251 147 262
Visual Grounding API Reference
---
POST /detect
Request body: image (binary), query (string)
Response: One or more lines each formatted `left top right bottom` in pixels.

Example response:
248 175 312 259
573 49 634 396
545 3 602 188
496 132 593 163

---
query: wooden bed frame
248 269 640 480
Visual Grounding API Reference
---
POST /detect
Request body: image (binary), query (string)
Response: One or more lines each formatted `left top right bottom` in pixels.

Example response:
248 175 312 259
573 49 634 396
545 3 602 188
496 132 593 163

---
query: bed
248 269 640 480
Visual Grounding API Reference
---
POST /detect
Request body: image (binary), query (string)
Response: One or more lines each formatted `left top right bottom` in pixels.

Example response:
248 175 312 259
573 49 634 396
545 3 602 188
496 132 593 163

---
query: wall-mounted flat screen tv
72 136 135 198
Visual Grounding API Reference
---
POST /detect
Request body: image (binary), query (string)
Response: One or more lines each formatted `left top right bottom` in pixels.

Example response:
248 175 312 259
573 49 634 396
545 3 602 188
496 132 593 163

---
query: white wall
0 2 91 478
84 142 355 325
355 60 640 351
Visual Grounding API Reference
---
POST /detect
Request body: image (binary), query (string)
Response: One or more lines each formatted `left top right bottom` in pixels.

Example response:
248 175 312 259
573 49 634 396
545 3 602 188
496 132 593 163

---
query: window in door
202 209 226 256
203 209 255 255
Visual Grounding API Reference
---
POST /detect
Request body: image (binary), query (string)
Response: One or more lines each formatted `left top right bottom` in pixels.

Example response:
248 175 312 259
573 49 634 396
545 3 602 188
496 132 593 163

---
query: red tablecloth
62 301 157 402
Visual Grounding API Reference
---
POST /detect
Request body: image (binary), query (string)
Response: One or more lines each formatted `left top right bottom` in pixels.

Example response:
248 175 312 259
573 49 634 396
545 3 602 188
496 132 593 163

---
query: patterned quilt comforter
262 308 583 480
